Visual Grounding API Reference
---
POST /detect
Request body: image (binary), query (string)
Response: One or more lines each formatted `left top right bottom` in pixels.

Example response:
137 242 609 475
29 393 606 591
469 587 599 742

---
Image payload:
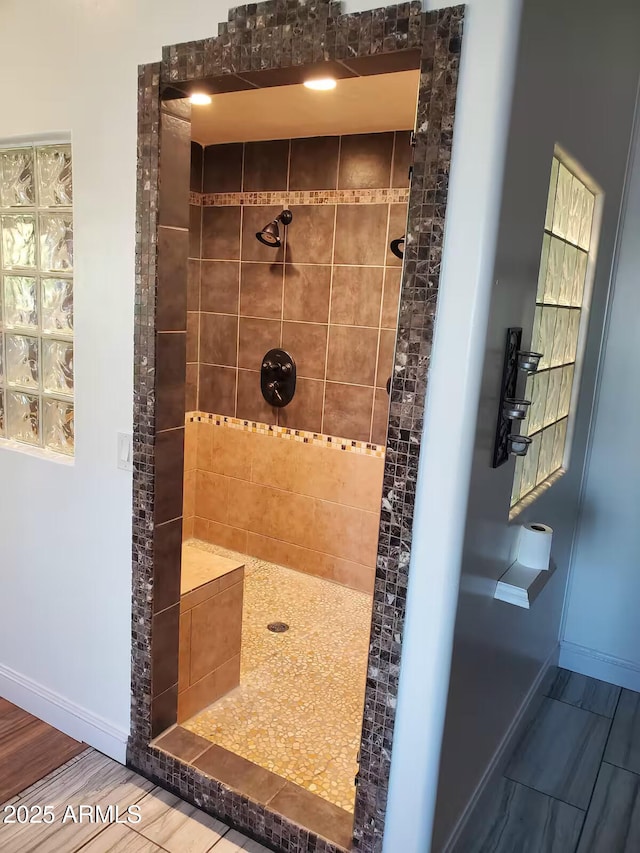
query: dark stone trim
129 3 464 851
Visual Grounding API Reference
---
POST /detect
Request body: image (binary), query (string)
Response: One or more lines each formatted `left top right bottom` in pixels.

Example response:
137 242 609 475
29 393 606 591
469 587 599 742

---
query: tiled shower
183 131 409 591
164 111 412 826
131 4 461 847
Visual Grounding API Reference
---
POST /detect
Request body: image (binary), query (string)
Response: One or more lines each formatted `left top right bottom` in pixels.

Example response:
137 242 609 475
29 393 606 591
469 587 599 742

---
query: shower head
256 209 293 248
390 235 405 260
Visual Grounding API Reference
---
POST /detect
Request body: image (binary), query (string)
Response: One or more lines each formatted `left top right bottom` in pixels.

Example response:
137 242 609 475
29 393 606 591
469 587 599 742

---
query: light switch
117 432 133 471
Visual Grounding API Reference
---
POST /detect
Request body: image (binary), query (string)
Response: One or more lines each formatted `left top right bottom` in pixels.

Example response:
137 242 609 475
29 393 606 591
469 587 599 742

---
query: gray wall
560 112 640 687
432 0 640 848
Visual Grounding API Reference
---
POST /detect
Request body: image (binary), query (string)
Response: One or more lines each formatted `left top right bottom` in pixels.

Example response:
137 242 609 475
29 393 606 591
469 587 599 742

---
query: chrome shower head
256 209 293 248
390 235 405 260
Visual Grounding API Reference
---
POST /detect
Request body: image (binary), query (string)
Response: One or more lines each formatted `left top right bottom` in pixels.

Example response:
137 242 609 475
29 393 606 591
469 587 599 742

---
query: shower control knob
266 381 283 404
260 348 296 408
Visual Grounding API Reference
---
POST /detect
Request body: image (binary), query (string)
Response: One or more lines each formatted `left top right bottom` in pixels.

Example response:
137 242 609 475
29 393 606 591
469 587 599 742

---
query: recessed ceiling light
190 92 212 105
303 77 337 91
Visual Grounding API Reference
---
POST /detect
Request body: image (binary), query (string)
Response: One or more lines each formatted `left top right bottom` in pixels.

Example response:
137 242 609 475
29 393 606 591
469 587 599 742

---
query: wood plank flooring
453 669 640 853
0 738 270 852
6 671 640 852
0 698 85 803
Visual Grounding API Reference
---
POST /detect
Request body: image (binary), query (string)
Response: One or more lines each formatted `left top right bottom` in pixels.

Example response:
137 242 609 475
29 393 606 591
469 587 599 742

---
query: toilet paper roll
517 522 553 570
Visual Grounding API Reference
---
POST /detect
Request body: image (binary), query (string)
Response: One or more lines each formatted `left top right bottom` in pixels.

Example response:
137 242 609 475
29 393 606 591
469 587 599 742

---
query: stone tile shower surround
183 417 384 592
130 4 464 852
187 131 411 444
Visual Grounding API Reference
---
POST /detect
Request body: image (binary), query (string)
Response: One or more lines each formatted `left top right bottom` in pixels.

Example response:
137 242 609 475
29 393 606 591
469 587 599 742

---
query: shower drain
267 621 290 633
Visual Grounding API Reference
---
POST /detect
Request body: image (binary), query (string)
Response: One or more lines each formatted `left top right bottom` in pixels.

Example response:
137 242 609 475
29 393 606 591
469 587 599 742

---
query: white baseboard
0 663 129 763
560 641 640 692
442 644 559 853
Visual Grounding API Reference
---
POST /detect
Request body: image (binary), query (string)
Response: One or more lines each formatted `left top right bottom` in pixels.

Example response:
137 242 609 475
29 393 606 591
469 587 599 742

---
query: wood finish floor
6 669 640 853
0 698 85 803
0 746 270 853
455 669 640 853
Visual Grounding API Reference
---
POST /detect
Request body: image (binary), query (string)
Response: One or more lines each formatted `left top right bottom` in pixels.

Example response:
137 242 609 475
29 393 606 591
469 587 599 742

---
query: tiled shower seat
178 546 244 722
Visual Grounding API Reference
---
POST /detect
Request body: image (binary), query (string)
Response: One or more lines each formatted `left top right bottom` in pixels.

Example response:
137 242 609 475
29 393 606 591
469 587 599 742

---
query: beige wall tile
180 576 221 613
190 425 383 584
195 470 230 525
211 424 252 480
250 434 384 513
205 520 248 553
226 478 257 531
326 556 374 594
230 480 316 550
178 654 241 723
228 480 370 565
245 533 298 571
196 421 213 471
312 499 378 566
184 421 197 471
249 433 302 495
323 450 384 513
183 470 196 519
246 532 374 594
219 566 244 592
193 516 209 540
182 516 194 540
190 582 243 683
360 511 381 567
178 610 191 692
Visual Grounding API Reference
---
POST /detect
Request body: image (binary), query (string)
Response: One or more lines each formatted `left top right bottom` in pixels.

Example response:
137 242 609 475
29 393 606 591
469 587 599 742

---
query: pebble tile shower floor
181 540 372 812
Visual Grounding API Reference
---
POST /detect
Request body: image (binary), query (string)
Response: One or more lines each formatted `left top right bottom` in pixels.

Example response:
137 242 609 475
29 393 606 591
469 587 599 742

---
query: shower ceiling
190 69 420 145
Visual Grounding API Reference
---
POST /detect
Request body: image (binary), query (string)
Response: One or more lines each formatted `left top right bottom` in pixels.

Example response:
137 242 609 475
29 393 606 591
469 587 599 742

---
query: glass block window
0 144 74 455
511 155 596 507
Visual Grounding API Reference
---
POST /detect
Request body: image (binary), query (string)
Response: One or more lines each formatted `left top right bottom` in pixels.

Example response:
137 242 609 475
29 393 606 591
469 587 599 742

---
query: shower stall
174 101 415 818
128 4 464 849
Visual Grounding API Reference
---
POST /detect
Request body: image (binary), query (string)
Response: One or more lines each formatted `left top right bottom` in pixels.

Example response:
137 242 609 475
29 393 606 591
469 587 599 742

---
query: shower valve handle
263 360 292 377
266 381 283 404
260 348 296 408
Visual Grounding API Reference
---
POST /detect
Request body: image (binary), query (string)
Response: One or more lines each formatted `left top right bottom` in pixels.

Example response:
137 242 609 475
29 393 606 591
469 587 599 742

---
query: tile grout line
197 363 381 391
501 773 588 812
543 691 621 719
572 689 624 851
370 202 393 443
196 153 203 411
542 693 622 721
276 140 291 429
320 136 341 438
234 142 246 421
123 785 235 853
195 311 395 330
44 754 161 853
200 258 389 268
600 758 640 776
195 167 204 415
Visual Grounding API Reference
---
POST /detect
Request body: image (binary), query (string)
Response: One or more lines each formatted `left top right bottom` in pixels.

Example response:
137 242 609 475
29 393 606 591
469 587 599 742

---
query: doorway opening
176 69 418 819
128 4 464 851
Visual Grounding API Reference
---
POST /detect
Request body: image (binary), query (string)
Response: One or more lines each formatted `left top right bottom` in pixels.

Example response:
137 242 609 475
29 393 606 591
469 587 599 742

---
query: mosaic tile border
130 3 465 852
187 411 386 458
189 188 410 206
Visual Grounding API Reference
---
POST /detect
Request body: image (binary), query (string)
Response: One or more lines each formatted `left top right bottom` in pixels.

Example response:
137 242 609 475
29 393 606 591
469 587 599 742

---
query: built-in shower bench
178 546 244 722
